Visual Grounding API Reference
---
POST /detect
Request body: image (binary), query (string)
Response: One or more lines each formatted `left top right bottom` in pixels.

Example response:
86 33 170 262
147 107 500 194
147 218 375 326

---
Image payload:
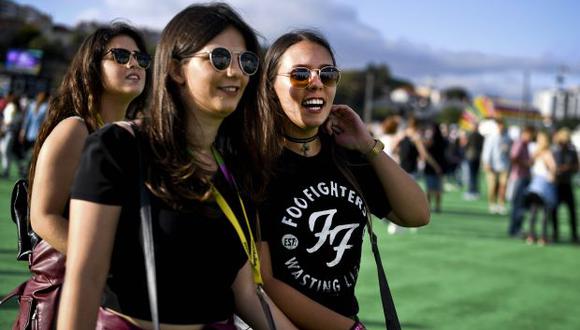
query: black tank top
398 136 419 174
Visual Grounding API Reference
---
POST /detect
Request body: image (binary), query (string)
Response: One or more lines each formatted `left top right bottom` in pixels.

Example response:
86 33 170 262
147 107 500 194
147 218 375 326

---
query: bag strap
366 219 401 330
331 144 401 330
132 123 160 330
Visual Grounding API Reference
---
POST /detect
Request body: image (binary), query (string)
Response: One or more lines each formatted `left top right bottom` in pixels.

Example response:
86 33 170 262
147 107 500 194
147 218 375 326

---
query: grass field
1 174 579 329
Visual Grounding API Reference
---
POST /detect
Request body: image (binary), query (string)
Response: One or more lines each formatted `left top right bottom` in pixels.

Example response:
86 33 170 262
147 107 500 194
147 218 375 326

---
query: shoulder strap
332 145 401 330
366 220 401 330
132 123 160 330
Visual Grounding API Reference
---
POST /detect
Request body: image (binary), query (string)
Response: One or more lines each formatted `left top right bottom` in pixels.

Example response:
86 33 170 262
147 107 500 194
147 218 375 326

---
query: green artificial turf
0 175 578 329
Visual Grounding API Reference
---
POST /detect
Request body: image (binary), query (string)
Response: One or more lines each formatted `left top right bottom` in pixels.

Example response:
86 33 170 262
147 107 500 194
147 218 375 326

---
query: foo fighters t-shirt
259 144 391 317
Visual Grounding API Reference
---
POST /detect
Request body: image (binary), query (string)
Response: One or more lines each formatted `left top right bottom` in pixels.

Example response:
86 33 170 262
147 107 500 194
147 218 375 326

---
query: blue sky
14 0 580 100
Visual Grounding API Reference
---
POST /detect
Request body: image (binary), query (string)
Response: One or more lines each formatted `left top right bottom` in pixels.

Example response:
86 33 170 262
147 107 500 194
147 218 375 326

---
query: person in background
58 3 296 329
257 29 430 330
424 122 447 213
378 115 401 162
551 128 579 243
444 124 464 190
507 126 535 237
18 90 49 176
0 92 8 113
0 92 23 178
524 131 557 246
481 118 511 214
462 122 484 200
395 116 442 180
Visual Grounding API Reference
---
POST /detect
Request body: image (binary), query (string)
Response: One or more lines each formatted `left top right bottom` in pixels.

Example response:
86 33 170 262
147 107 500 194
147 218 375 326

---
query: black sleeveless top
398 136 419 174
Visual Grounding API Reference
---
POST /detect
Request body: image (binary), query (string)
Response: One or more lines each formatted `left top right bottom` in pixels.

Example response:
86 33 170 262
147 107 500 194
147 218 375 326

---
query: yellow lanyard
96 113 105 128
210 150 263 285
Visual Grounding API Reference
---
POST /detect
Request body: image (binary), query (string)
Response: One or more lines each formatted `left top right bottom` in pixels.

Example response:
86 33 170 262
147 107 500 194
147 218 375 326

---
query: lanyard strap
96 113 105 128
210 148 263 285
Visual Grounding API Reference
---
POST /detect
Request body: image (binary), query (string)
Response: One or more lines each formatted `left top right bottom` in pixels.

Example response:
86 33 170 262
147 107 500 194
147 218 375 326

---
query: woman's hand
324 104 374 154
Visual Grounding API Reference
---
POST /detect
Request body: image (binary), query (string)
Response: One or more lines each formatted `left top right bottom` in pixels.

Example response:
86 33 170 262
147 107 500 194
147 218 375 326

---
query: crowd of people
1 2 430 330
0 91 49 179
375 115 579 246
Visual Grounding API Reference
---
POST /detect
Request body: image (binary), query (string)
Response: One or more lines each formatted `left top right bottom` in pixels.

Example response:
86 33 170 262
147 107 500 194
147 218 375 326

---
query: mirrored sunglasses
278 66 341 89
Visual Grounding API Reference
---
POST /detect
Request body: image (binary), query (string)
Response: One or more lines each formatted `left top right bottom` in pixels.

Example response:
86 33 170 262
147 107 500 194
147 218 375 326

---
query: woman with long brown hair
29 22 151 253
58 3 295 329
257 29 430 330
524 131 557 246
6 22 151 330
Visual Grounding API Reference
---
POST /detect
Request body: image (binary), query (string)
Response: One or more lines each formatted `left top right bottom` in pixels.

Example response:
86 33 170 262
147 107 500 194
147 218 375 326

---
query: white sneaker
489 204 498 214
497 205 507 215
388 223 398 235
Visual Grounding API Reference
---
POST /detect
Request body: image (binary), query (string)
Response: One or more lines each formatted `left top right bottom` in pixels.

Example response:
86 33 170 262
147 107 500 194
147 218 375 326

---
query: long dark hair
258 29 337 158
28 22 152 197
144 2 266 206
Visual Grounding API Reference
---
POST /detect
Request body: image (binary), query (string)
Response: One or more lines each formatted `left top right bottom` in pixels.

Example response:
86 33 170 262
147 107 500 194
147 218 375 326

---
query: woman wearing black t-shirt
257 30 430 330
58 4 295 330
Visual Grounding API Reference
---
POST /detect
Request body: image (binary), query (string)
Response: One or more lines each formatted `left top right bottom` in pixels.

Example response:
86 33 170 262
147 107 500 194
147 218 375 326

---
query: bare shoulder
51 116 89 140
41 116 89 157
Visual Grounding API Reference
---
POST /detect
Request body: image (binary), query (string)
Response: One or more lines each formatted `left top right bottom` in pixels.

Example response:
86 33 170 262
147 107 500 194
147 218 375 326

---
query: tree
437 105 463 124
442 87 470 102
9 24 42 48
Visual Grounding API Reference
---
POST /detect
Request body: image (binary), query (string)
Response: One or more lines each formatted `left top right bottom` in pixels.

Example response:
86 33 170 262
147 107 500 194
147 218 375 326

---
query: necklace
284 134 319 156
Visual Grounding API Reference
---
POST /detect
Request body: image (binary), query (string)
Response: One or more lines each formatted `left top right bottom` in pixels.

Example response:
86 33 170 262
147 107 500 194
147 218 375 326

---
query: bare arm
259 242 355 330
232 258 298 330
30 117 88 253
326 105 430 227
367 149 430 226
57 200 120 330
543 151 558 177
413 137 443 175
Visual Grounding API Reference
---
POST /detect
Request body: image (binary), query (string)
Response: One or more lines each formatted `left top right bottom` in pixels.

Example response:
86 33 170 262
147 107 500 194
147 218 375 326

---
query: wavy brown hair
27 22 152 199
143 2 268 206
257 29 337 158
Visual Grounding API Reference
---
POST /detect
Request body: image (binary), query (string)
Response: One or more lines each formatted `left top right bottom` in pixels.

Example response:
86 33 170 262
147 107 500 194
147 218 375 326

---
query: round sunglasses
104 48 151 69
278 66 341 89
185 47 259 76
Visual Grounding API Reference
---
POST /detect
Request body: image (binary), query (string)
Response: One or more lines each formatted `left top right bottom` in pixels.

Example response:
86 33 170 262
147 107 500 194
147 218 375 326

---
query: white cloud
68 0 580 100
75 8 102 23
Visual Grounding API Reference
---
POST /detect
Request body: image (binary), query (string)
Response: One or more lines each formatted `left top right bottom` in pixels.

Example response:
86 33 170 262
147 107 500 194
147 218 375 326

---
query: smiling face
274 40 336 137
100 35 146 100
176 26 250 120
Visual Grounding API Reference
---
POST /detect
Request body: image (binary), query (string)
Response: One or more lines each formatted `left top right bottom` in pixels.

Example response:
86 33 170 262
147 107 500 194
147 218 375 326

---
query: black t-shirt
465 131 484 161
398 136 419 174
553 144 579 184
71 124 249 324
259 144 391 317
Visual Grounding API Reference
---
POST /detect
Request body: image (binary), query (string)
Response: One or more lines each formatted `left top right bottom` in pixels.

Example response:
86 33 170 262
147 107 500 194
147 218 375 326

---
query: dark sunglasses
278 66 341 89
104 48 151 69
187 47 259 76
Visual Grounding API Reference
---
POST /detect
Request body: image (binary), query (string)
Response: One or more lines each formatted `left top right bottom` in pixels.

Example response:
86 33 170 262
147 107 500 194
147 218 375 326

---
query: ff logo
282 234 299 250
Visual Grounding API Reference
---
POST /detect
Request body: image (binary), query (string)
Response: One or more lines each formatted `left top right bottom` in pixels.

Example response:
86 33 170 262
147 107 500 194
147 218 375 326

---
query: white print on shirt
275 180 369 294
284 257 359 293
306 209 359 267
281 180 367 228
282 234 299 250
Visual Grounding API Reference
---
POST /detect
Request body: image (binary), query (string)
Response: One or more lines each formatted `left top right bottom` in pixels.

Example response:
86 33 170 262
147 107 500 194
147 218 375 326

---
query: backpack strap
124 122 160 330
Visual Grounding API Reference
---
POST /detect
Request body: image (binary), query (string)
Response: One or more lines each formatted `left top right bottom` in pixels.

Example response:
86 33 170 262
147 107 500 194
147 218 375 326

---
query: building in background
533 88 580 122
